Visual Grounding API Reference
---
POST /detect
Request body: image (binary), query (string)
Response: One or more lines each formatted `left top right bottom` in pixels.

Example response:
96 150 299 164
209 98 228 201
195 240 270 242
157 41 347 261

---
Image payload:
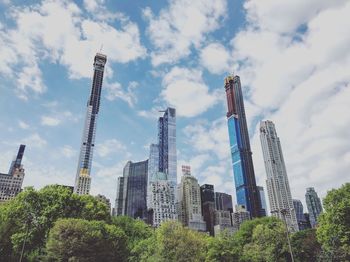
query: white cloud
61 145 76 158
22 133 47 148
232 0 350 204
18 120 30 130
200 43 232 74
143 0 227 65
0 0 146 99
161 67 220 117
95 139 127 158
105 81 139 107
41 116 61 126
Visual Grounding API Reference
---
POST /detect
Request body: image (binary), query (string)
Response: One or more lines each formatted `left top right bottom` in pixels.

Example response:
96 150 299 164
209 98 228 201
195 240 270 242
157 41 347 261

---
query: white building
260 120 298 232
149 172 177 227
177 166 206 231
231 205 250 231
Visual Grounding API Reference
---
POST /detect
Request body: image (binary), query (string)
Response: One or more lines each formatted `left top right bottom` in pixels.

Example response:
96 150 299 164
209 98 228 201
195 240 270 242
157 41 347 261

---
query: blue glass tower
224 74 263 218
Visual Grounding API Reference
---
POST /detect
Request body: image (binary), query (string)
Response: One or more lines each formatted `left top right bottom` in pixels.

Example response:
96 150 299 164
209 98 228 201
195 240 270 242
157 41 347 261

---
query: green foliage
45 218 128 262
317 183 350 261
206 231 239 262
291 229 321 262
0 185 110 261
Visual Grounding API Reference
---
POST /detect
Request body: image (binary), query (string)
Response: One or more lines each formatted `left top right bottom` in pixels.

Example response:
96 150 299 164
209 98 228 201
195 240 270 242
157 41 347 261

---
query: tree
45 218 128 262
206 230 240 262
291 229 321 262
317 183 350 261
0 185 110 261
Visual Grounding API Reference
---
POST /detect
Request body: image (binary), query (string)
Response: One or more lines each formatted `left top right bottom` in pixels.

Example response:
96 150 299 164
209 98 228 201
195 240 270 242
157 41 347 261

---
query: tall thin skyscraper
305 187 323 228
200 184 216 236
293 199 309 230
260 120 298 232
158 107 177 185
257 186 267 216
224 74 262 218
147 144 159 208
1 145 26 202
74 53 107 195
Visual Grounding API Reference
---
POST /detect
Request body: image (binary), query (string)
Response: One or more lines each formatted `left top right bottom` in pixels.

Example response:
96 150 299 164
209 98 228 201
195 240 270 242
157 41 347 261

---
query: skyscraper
0 145 26 202
260 120 298 232
305 187 323 228
231 205 250 231
158 107 177 185
258 186 267 216
115 160 148 219
293 199 310 230
200 184 216 236
74 53 107 195
147 144 159 208
224 74 262 218
177 166 206 231
214 192 233 212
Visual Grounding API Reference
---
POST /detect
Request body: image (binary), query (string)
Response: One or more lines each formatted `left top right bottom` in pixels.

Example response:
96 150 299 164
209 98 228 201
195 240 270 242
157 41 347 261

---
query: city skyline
1 0 349 212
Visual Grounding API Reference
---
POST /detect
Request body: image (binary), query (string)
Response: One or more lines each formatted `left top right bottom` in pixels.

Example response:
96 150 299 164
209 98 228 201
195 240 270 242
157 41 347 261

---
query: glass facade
214 192 233 212
305 187 323 228
158 108 177 185
258 186 267 216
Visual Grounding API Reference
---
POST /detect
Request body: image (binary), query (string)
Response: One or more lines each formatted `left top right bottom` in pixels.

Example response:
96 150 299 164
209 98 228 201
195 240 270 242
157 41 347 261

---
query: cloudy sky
1 0 349 212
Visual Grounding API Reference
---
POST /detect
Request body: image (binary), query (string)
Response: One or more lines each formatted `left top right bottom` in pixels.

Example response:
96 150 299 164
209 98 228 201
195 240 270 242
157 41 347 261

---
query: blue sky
1 0 350 211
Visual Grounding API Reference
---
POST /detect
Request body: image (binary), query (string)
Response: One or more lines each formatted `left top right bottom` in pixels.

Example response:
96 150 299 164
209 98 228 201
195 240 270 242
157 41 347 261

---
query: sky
0 0 349 212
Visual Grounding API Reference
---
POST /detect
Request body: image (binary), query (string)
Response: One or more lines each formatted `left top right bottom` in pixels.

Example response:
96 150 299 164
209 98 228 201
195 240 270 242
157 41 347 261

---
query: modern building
158 107 177 185
200 184 216 236
224 74 262 218
115 176 127 216
293 199 310 230
258 186 267 216
0 145 26 202
177 166 206 231
305 187 323 228
147 144 159 208
214 192 233 212
303 213 312 229
231 205 250 231
148 172 177 227
74 53 107 195
260 120 298 232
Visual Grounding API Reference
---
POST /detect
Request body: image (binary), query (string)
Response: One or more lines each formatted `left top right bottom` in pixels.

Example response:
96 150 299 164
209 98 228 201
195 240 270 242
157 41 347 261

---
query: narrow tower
305 187 323 228
260 120 298 232
224 74 263 218
74 53 107 195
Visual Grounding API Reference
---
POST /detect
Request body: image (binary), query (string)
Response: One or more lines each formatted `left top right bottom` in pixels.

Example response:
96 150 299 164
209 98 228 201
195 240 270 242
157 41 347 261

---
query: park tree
206 230 240 262
45 218 128 262
291 229 321 262
0 185 110 261
317 183 350 261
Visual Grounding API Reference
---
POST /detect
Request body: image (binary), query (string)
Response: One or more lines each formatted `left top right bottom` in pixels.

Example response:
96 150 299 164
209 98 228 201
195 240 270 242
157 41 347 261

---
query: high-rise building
158 107 177 185
177 166 206 231
147 144 159 208
213 210 235 236
231 205 250 231
293 199 310 230
258 186 267 216
224 74 262 218
305 187 323 228
200 184 216 236
115 176 127 216
214 192 233 212
74 53 107 195
148 172 177 227
260 120 298 232
0 145 26 202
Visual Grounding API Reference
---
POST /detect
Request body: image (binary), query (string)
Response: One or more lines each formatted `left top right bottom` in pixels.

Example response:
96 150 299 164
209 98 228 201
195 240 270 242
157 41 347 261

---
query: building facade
177 166 206 231
305 187 323 228
158 107 177 185
231 205 250 231
293 199 310 230
214 192 233 212
260 120 298 232
258 186 267 216
0 145 26 202
147 144 159 208
224 74 262 218
200 184 216 236
75 53 107 195
214 210 234 236
148 172 177 227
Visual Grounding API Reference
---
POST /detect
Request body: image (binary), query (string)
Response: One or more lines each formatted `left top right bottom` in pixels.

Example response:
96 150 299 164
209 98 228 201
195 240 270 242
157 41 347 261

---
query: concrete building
0 145 26 202
260 120 298 232
214 192 233 212
232 205 250 231
75 53 107 195
177 166 206 231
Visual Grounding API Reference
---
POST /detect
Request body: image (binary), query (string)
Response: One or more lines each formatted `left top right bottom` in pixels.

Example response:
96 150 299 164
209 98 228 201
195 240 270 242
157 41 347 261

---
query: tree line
0 183 349 261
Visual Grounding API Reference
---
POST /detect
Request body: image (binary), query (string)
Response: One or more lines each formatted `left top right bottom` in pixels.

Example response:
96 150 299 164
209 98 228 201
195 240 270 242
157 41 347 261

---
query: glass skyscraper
260 120 298 232
305 187 323 228
74 53 107 195
158 107 177 185
224 74 262 218
257 186 267 216
200 184 215 236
